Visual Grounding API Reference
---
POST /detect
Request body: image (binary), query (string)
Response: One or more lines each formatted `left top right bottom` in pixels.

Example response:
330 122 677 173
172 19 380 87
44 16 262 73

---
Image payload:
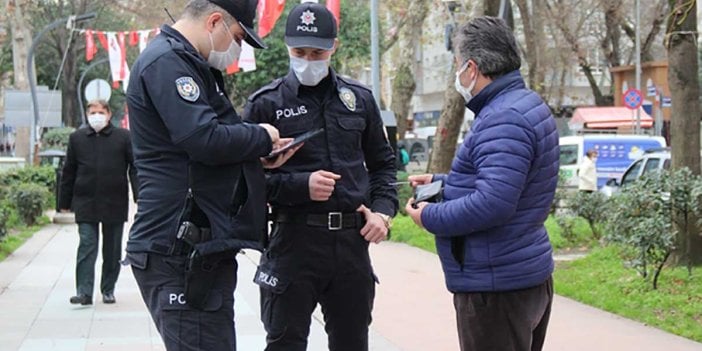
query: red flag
226 61 240 75
257 0 286 38
129 31 139 47
326 0 340 29
96 31 109 51
85 29 97 61
121 106 130 130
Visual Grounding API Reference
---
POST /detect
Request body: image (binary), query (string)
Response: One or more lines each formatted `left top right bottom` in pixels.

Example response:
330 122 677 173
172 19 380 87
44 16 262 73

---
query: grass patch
545 215 594 251
0 216 50 262
554 246 702 342
390 215 436 253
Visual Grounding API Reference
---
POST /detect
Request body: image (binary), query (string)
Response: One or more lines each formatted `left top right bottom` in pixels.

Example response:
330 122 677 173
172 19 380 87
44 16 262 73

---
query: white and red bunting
82 27 256 91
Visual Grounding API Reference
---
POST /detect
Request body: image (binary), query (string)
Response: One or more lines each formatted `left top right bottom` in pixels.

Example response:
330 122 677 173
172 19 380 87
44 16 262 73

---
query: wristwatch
374 212 393 229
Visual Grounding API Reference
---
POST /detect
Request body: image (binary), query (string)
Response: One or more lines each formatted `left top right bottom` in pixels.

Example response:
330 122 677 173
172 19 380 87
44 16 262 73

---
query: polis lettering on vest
258 271 278 287
297 26 318 33
275 106 308 119
169 293 187 305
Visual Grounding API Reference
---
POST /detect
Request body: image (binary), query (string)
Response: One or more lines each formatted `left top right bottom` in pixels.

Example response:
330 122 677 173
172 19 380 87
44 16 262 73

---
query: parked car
599 149 670 197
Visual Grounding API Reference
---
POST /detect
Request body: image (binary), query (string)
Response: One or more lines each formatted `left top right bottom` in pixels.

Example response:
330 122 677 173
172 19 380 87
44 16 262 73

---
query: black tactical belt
275 212 364 231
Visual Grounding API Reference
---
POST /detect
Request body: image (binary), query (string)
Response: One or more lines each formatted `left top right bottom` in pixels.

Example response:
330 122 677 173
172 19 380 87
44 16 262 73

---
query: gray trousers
75 222 123 296
454 276 553 351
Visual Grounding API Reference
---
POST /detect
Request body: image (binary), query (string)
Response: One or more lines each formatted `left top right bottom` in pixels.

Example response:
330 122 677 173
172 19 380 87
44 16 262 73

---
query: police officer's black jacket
244 70 398 217
59 124 138 223
126 25 273 256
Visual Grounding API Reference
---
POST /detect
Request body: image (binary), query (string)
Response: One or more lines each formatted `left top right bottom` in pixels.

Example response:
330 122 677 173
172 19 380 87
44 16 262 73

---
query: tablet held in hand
265 128 325 159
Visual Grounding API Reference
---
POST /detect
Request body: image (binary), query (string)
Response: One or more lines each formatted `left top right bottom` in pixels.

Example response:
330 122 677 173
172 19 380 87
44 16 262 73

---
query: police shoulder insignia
175 76 200 102
339 87 356 112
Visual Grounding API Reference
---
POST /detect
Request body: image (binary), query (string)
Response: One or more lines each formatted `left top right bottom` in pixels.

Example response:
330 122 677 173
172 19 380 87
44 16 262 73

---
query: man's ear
206 12 224 31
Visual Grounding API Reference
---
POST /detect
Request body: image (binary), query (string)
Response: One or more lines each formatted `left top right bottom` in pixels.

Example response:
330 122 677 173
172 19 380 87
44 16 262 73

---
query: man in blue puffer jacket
405 16 559 351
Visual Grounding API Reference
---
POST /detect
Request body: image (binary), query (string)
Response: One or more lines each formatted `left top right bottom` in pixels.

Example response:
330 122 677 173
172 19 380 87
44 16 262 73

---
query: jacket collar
84 123 114 136
161 24 201 58
466 70 525 115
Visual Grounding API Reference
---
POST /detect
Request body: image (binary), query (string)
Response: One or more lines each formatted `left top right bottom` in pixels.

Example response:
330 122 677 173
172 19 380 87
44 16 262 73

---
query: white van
559 134 667 189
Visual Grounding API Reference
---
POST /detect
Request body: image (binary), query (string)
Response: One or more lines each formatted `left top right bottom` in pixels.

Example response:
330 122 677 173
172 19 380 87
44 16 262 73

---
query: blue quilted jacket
421 70 559 293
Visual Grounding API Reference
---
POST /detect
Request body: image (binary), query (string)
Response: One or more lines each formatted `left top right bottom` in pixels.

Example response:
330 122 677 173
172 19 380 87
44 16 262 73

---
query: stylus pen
389 181 410 186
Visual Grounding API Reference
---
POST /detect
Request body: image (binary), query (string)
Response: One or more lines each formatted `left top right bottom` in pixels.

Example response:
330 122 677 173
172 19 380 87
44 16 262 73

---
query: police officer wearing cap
125 0 297 350
243 3 398 351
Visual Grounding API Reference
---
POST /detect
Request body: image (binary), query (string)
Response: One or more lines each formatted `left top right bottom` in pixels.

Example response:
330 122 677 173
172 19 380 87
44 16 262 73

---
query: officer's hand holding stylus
309 170 341 201
259 123 280 143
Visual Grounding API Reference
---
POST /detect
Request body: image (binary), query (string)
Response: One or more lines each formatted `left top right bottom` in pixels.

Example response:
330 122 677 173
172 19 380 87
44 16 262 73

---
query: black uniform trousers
453 276 553 351
257 221 376 351
129 251 238 351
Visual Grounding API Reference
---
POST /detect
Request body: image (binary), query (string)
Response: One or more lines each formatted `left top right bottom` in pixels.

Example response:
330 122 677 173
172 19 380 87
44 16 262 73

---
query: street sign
662 97 672 108
647 85 657 97
623 88 643 110
84 79 111 102
2 88 62 127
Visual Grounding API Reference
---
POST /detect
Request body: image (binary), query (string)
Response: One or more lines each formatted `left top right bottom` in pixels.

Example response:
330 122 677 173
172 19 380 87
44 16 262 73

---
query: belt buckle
328 212 342 231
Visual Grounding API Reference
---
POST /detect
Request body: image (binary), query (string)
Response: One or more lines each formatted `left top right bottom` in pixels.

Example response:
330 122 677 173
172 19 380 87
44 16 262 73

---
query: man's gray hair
183 0 236 23
453 16 521 79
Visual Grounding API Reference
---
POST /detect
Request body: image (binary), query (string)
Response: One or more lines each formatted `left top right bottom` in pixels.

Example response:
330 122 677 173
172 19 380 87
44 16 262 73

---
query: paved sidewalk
0 219 700 351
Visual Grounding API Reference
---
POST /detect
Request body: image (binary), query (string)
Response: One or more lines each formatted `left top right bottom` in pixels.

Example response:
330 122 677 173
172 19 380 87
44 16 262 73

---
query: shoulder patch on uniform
175 76 200 102
248 78 283 102
339 87 357 112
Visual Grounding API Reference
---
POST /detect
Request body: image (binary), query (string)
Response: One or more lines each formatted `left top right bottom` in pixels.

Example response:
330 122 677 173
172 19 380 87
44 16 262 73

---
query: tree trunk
6 0 33 160
6 0 32 90
667 0 702 265
428 66 465 174
390 0 428 141
514 0 545 95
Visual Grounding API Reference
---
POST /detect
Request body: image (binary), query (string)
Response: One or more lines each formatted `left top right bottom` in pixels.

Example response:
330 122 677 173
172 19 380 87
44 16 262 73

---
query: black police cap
284 2 337 50
208 0 267 49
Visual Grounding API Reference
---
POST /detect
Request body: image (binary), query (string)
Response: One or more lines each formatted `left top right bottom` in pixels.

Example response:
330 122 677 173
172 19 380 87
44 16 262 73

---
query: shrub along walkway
0 210 701 350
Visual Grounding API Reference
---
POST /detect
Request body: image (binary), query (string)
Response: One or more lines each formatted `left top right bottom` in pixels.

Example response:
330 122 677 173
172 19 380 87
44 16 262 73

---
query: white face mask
454 61 477 103
88 113 109 132
290 56 330 86
207 21 242 71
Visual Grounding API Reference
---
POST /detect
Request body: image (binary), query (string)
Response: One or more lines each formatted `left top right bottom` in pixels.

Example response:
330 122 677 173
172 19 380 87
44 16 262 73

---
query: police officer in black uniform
243 3 398 351
125 0 296 350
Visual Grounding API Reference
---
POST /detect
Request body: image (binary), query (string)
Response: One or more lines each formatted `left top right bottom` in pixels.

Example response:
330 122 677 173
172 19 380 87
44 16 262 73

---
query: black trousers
129 251 238 351
75 222 123 297
256 222 376 351
453 276 553 351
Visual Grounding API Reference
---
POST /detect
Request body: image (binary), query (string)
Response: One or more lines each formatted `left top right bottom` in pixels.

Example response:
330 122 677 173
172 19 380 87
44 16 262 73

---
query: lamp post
634 0 641 134
76 57 109 126
27 13 96 165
